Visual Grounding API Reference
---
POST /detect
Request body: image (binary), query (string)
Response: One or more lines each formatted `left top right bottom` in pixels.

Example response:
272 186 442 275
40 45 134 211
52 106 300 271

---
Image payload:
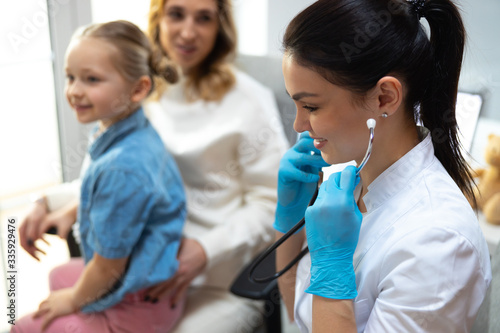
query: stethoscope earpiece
367 118 376 130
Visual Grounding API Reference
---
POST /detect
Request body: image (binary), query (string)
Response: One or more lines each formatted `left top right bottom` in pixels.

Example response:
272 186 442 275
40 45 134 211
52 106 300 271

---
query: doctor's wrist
306 262 357 300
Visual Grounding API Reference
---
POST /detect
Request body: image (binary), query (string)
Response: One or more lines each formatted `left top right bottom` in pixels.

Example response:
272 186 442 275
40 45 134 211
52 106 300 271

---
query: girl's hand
145 238 206 306
33 288 78 331
19 199 50 260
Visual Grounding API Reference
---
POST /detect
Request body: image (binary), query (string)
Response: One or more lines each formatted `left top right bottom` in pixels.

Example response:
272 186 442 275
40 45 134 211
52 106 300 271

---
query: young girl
13 20 186 332
274 0 491 332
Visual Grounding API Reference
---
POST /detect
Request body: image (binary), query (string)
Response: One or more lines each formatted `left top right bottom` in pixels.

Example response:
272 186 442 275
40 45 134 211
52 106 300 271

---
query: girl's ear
130 75 152 103
374 76 403 117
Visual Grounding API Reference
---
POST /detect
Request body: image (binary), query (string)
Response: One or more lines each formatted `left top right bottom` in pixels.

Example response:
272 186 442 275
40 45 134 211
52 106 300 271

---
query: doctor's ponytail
418 0 475 201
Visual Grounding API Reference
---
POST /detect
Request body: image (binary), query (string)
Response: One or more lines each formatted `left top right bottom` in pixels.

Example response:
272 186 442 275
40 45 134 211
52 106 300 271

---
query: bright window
90 0 150 29
0 1 62 205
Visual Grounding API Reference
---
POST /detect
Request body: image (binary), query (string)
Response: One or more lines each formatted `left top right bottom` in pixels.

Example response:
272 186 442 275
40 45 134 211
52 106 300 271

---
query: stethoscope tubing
249 187 318 283
356 122 375 175
248 119 376 283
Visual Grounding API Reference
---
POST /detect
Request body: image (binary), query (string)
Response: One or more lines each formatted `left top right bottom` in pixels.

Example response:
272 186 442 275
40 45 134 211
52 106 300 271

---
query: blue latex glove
304 165 362 299
273 132 329 233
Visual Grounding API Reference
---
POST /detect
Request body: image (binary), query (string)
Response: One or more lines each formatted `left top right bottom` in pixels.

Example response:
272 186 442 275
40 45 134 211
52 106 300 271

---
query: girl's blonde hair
74 20 178 95
147 0 237 101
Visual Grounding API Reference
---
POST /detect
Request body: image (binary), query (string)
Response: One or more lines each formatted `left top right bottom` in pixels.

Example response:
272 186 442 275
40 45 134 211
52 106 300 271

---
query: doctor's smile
312 137 327 149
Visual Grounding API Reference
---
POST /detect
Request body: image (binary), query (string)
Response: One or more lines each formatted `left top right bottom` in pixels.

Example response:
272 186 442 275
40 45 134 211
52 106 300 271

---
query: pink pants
11 258 184 333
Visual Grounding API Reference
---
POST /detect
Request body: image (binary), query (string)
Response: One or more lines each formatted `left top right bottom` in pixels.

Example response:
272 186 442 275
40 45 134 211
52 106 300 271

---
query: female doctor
274 0 491 332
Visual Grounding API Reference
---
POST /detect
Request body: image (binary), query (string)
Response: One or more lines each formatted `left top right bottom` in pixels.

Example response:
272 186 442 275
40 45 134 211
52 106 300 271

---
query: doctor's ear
372 76 403 117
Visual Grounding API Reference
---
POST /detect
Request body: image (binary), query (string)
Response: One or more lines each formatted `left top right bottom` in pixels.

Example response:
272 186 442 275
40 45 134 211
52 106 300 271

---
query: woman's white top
294 129 492 332
145 69 289 288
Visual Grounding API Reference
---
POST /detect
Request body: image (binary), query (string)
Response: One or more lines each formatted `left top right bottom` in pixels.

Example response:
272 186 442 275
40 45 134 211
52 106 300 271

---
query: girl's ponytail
148 47 179 97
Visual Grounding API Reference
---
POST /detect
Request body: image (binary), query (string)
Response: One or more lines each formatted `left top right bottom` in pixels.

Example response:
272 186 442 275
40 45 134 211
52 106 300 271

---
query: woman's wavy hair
147 0 237 101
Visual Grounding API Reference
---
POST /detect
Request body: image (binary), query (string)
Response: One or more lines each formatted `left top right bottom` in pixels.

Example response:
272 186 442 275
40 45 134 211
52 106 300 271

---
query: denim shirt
78 108 186 313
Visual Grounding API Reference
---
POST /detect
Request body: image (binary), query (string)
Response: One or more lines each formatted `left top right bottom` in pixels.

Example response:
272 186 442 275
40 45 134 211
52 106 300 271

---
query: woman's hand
19 199 78 261
33 287 78 331
145 238 207 306
305 165 362 299
274 132 329 233
19 198 50 260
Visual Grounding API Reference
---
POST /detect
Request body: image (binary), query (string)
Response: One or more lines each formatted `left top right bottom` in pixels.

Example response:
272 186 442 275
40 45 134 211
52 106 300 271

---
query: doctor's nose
293 109 312 133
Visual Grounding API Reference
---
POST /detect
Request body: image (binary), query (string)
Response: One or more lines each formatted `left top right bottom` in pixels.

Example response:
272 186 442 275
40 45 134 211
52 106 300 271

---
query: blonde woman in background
144 0 288 331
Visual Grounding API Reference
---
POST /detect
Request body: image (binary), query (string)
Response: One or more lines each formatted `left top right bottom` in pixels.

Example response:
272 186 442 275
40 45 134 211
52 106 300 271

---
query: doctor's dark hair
74 20 178 94
283 0 476 200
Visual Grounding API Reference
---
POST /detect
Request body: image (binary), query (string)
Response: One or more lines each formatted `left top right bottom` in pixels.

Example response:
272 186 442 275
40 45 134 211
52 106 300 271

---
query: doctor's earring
381 113 388 118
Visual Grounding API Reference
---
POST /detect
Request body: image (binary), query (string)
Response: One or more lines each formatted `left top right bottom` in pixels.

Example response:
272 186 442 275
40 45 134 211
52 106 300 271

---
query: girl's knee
11 312 104 333
10 313 39 333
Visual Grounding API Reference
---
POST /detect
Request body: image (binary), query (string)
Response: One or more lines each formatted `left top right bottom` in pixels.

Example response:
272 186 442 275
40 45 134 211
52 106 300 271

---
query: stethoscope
248 118 376 283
